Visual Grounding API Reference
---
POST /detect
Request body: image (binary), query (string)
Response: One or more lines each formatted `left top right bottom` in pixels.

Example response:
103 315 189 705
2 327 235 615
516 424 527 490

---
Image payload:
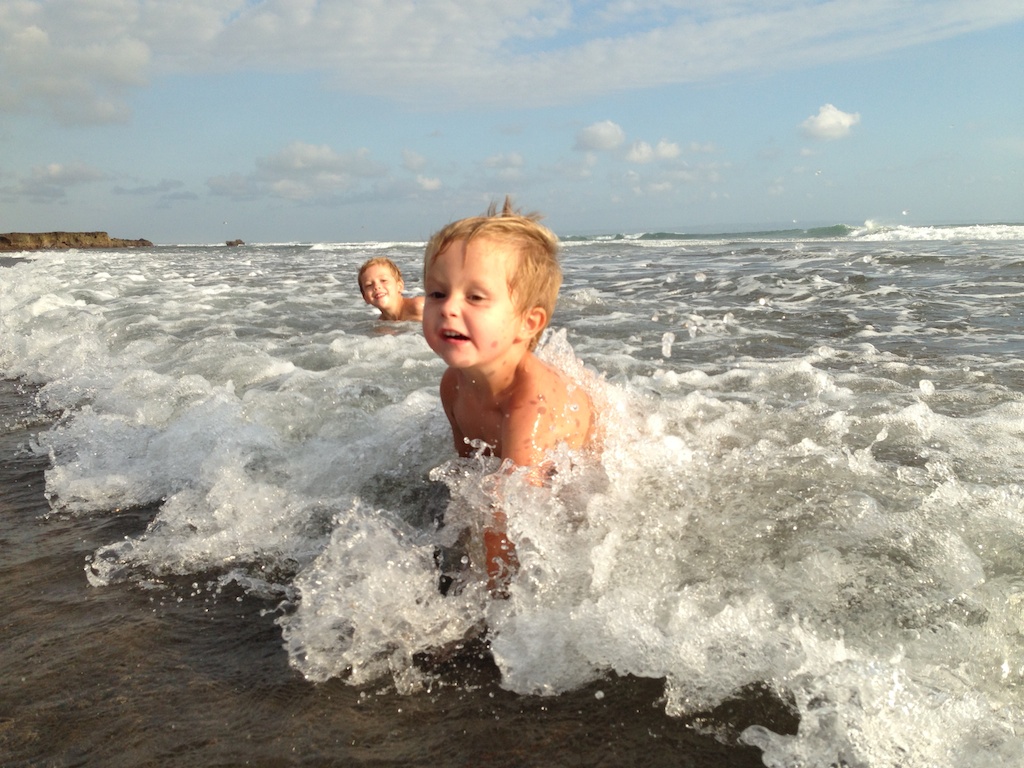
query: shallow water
2 225 1023 766
1 379 780 766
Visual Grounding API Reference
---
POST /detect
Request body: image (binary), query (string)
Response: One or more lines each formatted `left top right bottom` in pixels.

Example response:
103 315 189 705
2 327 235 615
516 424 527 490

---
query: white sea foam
852 221 1024 241
2 231 1024 768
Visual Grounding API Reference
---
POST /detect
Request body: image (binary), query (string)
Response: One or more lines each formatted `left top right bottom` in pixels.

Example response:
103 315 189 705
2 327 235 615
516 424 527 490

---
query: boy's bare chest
451 394 505 455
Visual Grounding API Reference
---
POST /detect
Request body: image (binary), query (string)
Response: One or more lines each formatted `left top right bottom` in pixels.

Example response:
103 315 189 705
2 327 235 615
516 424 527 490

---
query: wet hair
424 196 561 350
357 257 403 289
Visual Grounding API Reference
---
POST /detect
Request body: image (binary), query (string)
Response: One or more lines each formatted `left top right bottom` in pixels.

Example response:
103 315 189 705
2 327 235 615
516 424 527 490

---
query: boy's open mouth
442 330 469 341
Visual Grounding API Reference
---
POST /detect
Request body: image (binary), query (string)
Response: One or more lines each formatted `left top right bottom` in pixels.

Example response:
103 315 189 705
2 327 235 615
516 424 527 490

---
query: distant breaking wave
850 221 1024 241
159 222 1023 249
562 222 1024 245
308 241 427 251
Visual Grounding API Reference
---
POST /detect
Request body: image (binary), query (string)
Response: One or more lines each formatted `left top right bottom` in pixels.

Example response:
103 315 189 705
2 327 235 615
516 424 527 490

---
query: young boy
358 257 424 321
422 198 593 593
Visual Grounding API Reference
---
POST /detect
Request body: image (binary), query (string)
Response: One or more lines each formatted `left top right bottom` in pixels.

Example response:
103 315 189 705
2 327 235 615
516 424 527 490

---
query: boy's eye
427 290 446 299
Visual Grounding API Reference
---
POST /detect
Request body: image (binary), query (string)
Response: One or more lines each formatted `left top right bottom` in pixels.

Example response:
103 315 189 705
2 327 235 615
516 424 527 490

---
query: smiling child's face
422 238 529 373
360 264 403 311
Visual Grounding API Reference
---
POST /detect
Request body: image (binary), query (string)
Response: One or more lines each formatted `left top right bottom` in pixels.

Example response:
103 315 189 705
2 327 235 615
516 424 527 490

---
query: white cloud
801 104 861 140
34 161 107 185
0 0 148 124
2 1 1023 122
209 141 387 201
575 121 625 151
416 175 442 191
657 140 681 160
483 152 526 181
627 139 681 163
10 161 108 200
626 142 655 163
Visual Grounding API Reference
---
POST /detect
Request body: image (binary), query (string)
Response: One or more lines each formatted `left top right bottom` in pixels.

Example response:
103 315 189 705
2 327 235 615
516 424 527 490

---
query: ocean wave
309 240 427 251
151 224 1022 253
560 222 1023 245
561 225 858 243
850 221 1024 241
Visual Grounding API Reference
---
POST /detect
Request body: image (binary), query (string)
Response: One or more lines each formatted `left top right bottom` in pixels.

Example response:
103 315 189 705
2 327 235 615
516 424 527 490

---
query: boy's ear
518 306 547 341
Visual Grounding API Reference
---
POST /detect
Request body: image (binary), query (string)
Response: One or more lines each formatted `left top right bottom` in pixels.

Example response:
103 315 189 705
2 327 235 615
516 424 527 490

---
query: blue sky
2 0 1022 244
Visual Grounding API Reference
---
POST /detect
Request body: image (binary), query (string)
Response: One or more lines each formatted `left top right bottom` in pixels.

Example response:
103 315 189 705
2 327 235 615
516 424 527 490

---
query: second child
358 257 424 322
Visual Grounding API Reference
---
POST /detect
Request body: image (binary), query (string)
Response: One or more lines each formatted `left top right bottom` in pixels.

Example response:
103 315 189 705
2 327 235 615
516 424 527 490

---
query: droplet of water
661 332 675 358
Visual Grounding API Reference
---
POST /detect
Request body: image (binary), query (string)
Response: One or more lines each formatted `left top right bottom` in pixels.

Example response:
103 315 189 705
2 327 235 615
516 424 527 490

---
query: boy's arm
482 513 519 596
440 369 515 594
500 398 551 470
481 391 556 594
484 364 591 593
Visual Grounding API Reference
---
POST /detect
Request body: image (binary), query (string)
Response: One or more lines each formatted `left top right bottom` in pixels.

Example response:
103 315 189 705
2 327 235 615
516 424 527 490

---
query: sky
1 0 1023 244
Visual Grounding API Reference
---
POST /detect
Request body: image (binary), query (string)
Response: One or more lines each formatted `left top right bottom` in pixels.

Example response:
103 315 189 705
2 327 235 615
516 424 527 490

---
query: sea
2 220 1023 767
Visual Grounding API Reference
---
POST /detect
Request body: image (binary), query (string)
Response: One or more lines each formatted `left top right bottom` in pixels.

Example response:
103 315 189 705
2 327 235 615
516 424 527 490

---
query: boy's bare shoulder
508 355 592 449
439 365 458 397
401 296 424 321
512 353 581 398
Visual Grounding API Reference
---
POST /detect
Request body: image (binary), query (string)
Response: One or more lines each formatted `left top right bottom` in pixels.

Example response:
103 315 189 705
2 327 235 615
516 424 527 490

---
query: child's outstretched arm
484 362 592 593
482 509 520 597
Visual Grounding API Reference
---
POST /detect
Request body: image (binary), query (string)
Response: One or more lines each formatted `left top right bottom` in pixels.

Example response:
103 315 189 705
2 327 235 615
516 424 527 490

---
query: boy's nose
438 295 459 316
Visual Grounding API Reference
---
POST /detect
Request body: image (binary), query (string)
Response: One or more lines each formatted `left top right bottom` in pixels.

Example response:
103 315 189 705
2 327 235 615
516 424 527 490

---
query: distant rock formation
226 239 245 247
0 231 154 252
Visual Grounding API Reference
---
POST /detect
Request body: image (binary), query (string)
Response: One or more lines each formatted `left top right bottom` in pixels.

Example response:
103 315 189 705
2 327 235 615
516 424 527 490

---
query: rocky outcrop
0 232 153 252
226 239 245 247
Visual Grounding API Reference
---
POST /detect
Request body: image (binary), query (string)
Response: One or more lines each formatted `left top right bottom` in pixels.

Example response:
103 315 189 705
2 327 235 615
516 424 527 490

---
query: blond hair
357 256 403 289
424 197 561 350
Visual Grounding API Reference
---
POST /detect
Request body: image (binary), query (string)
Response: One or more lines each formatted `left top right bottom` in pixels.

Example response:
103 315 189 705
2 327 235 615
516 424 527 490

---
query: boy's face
360 264 403 310
423 238 539 373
